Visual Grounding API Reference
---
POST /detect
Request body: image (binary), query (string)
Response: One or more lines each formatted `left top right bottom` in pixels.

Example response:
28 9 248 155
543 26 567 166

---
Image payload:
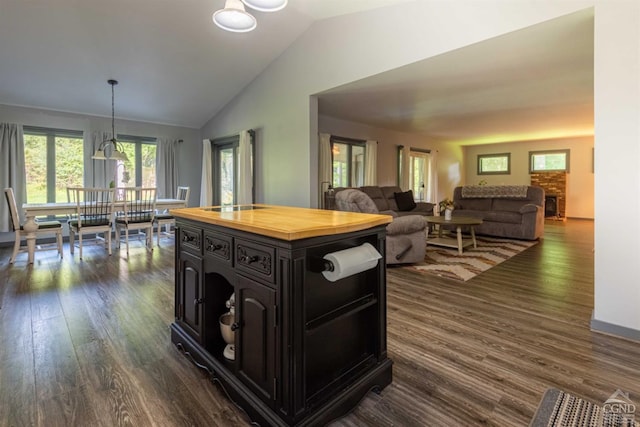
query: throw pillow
394 190 417 211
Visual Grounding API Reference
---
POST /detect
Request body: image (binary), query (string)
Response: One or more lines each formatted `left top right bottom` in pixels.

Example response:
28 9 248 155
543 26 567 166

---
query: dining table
21 198 187 263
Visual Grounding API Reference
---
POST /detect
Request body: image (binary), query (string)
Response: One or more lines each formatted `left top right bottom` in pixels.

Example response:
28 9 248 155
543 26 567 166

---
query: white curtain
237 130 253 205
318 133 332 207
86 131 113 188
0 123 26 231
426 151 438 204
156 138 179 198
400 146 411 191
200 139 213 206
364 140 377 185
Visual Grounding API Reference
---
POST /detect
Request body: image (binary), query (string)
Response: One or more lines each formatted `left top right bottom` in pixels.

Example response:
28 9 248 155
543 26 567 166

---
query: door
177 250 204 343
235 274 277 404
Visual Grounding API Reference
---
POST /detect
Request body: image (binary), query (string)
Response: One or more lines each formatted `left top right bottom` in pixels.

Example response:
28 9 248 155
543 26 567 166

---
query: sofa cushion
394 190 417 211
334 189 380 213
453 209 522 224
360 186 390 211
455 198 492 211
386 215 426 235
482 210 523 224
493 198 536 212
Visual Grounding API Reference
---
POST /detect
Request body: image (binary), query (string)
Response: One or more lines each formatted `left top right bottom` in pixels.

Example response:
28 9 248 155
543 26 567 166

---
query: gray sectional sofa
452 185 545 240
333 186 435 217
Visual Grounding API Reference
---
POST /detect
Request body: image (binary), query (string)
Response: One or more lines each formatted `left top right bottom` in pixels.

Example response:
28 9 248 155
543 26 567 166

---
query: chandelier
92 79 129 162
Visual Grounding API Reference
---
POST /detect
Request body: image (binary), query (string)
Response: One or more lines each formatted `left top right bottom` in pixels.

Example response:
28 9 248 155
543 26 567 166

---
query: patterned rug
407 235 537 281
530 388 637 427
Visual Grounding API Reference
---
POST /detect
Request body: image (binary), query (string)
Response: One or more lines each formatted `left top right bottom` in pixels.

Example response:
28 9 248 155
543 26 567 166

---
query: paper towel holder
308 257 335 273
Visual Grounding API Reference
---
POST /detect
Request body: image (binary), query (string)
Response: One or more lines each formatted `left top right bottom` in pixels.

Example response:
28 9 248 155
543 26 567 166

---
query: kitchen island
170 205 393 426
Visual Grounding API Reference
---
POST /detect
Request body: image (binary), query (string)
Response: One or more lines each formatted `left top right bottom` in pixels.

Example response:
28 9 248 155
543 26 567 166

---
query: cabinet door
236 274 277 404
177 250 204 343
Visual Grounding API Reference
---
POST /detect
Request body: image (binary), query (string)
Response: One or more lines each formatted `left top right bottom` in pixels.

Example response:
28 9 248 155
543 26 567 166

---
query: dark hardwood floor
1 220 639 427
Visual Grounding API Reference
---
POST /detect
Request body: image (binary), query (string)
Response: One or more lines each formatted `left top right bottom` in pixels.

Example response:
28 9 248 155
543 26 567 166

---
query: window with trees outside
529 149 570 173
331 138 365 188
478 153 511 175
23 126 84 203
116 135 157 188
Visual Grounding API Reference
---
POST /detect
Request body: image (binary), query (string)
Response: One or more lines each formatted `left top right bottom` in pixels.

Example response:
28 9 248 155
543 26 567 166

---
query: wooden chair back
4 188 21 232
73 188 115 228
176 186 190 206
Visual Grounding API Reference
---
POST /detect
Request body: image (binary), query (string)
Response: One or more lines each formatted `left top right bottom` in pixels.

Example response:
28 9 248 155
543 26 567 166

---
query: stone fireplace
530 172 567 218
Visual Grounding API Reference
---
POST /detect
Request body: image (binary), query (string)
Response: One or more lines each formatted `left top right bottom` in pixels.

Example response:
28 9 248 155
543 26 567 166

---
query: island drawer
235 239 275 284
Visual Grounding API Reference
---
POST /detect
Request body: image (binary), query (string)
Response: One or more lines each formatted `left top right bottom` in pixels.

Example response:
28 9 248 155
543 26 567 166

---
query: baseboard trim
590 313 640 343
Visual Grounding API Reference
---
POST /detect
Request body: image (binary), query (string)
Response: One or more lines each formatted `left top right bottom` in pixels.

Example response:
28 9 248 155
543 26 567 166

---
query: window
116 135 157 187
23 126 84 203
529 149 570 173
478 153 511 175
211 132 255 205
331 137 365 188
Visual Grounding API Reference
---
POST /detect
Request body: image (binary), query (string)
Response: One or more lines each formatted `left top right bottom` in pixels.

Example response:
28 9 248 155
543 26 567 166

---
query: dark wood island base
169 206 394 426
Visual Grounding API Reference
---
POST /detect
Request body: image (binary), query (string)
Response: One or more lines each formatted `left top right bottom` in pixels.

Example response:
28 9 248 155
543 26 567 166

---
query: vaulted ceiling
316 8 594 144
0 0 593 145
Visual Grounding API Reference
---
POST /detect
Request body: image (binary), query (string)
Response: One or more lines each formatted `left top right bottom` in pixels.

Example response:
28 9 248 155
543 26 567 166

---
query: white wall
202 1 638 334
463 136 594 219
593 0 640 334
0 103 202 209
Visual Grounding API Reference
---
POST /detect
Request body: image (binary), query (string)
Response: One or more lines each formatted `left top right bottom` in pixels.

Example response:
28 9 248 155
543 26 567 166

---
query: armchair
334 189 427 264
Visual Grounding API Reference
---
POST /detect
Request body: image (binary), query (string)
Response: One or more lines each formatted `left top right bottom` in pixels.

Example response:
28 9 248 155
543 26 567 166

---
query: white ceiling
0 0 414 129
0 0 593 143
317 8 594 145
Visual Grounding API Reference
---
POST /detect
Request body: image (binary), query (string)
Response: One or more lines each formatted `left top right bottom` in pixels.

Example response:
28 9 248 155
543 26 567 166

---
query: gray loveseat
452 185 544 240
333 186 435 217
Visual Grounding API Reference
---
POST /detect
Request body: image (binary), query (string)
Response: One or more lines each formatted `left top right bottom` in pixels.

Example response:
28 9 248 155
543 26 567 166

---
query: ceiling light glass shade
110 149 129 162
242 0 287 12
92 149 107 160
213 0 257 33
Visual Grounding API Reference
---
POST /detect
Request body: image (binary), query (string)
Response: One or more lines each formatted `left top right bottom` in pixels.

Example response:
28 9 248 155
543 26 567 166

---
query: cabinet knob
194 298 204 305
231 322 240 331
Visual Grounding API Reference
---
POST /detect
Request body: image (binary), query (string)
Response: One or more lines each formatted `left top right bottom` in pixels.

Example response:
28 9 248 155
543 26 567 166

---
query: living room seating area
452 185 545 240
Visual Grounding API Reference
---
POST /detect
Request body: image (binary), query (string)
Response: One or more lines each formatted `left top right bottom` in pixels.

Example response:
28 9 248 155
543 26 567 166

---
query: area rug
407 235 537 281
530 388 637 427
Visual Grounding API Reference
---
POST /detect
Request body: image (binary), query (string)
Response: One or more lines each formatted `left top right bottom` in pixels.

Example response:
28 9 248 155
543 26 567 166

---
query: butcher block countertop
170 204 392 241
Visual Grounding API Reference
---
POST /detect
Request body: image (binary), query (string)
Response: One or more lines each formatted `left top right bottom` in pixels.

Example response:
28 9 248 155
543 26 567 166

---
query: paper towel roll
321 242 382 282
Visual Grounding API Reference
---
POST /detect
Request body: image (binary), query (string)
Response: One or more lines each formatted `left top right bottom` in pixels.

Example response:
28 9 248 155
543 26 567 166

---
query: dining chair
154 186 190 245
4 187 63 264
68 187 115 260
115 187 157 255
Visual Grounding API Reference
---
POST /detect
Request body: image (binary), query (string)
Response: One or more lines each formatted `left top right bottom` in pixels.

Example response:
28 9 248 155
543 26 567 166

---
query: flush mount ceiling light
213 0 257 33
241 0 287 12
92 79 129 162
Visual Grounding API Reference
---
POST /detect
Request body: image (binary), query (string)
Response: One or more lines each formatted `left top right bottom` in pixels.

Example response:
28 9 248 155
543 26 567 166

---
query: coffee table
424 215 483 254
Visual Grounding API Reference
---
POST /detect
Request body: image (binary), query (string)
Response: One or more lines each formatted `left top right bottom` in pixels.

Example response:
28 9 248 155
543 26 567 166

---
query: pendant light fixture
213 0 257 33
213 0 287 33
92 79 129 162
241 0 287 12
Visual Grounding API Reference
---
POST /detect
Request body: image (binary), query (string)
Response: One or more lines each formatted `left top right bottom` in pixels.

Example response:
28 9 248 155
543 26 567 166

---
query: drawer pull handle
194 298 204 305
241 255 259 264
207 243 223 251
183 234 195 242
231 322 240 331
